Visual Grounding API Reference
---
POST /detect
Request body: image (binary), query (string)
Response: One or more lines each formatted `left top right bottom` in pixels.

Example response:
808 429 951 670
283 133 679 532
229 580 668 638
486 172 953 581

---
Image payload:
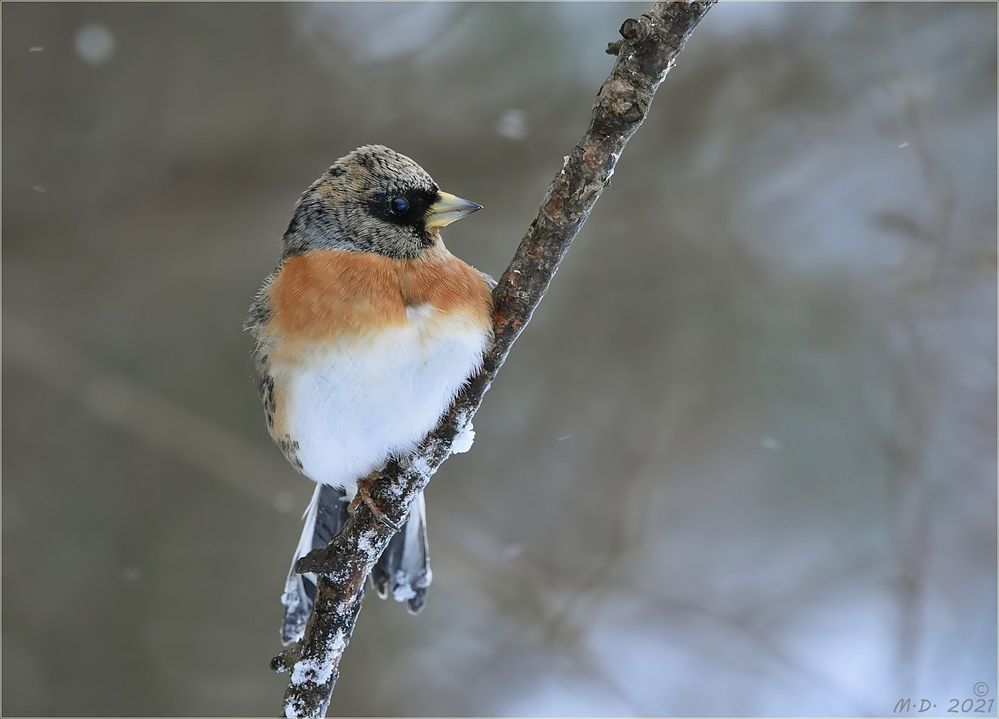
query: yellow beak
425 191 483 229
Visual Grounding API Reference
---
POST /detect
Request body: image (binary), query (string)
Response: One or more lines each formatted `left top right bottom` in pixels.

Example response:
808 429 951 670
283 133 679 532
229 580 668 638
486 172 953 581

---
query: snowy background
3 3 996 716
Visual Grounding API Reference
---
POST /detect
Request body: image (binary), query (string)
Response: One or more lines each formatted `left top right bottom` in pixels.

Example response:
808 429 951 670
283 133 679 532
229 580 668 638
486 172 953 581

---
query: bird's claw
349 476 402 532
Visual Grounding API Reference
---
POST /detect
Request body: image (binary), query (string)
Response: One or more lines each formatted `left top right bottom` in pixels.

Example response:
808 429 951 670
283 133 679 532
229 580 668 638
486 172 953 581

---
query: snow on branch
277 3 715 716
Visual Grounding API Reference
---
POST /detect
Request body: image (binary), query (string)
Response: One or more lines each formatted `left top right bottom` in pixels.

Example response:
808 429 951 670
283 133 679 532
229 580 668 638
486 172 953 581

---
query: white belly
284 307 488 495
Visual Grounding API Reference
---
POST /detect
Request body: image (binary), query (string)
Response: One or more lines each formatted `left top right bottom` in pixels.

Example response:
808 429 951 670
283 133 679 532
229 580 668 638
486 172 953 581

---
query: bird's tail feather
371 492 432 613
280 486 431 645
280 484 347 644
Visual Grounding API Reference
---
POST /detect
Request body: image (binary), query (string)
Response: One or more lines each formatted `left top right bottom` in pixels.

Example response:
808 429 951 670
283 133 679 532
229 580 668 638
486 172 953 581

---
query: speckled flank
250 350 304 472
278 435 303 471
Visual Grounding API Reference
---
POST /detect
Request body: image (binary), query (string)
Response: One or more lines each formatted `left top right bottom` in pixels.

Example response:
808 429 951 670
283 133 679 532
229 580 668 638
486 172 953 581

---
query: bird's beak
425 191 483 229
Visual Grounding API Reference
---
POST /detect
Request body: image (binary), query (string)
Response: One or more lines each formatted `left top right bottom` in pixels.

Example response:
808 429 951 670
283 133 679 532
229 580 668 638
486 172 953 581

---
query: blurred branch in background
278 2 715 717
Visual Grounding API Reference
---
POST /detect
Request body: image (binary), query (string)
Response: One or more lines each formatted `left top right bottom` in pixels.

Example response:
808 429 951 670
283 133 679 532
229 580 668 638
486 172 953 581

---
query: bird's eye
390 196 410 214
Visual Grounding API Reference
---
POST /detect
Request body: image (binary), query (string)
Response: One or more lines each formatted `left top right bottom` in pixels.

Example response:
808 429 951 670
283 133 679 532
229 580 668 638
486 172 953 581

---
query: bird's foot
349 474 401 531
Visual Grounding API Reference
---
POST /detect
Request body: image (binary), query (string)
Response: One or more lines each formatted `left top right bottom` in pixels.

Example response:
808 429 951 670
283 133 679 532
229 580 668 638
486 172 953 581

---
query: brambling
246 145 492 644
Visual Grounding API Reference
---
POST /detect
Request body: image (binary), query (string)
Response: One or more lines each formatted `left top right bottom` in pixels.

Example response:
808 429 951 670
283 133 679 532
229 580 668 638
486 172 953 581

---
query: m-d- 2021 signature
894 684 995 715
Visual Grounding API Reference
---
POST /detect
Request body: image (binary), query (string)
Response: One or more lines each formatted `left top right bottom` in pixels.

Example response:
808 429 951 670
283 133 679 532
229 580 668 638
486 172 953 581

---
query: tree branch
278 3 714 716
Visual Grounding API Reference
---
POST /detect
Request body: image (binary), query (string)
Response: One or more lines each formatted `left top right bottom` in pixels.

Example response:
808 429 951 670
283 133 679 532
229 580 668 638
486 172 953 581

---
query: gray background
3 3 996 716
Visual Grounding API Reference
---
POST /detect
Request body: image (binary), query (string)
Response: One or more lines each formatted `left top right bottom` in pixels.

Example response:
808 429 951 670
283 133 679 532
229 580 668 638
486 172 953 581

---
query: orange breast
265 246 492 363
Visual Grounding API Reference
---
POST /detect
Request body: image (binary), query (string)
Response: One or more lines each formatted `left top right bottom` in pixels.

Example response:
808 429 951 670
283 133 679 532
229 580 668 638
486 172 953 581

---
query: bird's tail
280 485 432 645
371 491 432 613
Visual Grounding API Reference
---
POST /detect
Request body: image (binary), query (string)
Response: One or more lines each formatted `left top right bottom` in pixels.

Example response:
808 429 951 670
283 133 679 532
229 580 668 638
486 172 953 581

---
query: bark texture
278 3 714 716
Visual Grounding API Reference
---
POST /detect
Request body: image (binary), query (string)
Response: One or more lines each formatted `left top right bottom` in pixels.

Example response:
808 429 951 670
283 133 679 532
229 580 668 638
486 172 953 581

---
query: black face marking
370 187 439 241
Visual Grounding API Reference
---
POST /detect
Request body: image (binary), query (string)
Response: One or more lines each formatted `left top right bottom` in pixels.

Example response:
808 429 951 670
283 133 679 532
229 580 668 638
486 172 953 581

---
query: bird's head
283 145 482 259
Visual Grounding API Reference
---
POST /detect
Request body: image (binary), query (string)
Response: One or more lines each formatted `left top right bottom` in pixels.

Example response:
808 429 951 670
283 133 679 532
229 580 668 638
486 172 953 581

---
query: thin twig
279 3 715 716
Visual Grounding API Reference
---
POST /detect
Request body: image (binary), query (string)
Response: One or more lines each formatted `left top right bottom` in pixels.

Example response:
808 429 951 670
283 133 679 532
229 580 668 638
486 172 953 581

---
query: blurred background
3 3 996 716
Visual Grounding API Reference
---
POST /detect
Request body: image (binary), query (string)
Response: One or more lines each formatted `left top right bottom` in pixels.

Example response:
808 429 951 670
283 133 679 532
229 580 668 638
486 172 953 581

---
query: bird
245 145 493 644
